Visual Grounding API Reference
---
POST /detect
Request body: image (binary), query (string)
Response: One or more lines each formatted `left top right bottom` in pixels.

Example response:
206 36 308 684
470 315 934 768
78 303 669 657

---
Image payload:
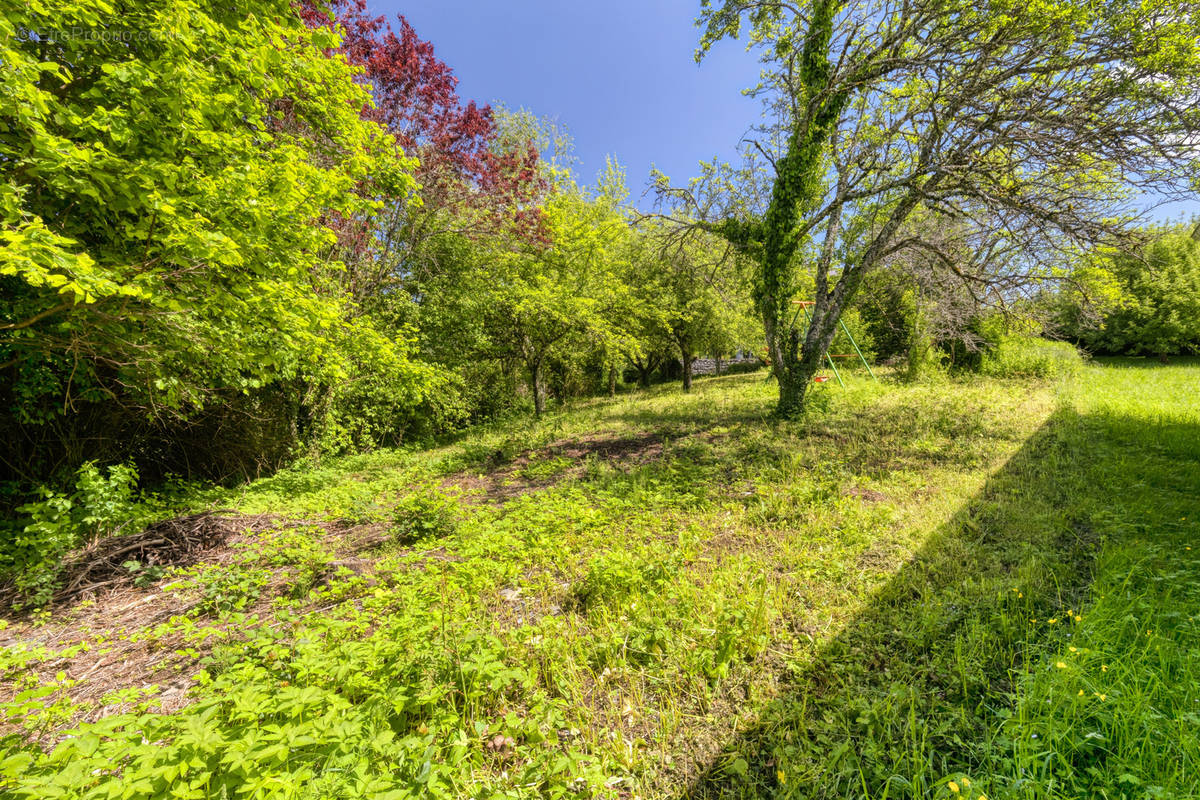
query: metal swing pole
839 318 878 381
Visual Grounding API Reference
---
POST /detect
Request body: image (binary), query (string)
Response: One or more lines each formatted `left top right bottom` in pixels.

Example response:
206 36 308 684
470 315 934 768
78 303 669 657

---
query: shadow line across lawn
680 395 1196 799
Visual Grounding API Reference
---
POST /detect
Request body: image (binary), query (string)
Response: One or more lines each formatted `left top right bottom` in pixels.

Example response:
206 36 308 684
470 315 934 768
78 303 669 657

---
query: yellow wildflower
962 777 971 788
1056 661 1067 668
948 780 960 793
1048 618 1058 625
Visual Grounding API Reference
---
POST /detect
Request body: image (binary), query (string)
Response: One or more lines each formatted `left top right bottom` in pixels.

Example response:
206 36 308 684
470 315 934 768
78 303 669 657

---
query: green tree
1062 229 1200 358
677 0 1200 416
479 145 636 415
0 0 424 479
628 225 759 392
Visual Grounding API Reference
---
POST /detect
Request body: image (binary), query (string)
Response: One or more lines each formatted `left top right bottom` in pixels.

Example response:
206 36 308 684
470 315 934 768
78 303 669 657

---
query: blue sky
376 1 1196 222
374 0 763 205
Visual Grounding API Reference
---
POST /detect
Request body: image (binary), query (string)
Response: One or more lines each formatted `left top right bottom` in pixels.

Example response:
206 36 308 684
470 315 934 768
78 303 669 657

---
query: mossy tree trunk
904 287 932 382
741 0 849 418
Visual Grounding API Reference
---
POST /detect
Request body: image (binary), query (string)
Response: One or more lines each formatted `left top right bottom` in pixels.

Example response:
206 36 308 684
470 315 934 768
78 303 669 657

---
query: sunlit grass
1 361 1196 799
980 359 1200 799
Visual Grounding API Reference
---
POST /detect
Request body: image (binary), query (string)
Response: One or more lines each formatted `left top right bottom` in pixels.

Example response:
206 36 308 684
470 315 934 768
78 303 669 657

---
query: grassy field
1 360 1197 799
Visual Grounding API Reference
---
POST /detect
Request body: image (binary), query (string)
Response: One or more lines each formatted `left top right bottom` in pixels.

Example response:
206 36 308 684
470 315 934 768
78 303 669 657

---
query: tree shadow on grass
678 402 1194 799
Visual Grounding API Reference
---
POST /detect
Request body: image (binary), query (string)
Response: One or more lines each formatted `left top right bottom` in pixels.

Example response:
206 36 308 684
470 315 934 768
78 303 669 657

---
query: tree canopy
668 0 1200 415
1 0 435 480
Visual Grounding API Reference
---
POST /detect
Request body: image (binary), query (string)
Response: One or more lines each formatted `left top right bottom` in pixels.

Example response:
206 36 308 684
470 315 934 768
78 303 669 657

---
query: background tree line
0 1 760 515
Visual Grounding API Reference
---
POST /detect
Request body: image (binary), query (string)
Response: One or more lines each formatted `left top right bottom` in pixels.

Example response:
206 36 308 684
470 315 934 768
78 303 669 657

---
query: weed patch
0 366 1195 798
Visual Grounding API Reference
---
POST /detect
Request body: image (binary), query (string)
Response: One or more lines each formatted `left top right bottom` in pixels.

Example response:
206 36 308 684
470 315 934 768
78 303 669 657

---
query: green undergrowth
685 360 1200 800
0 362 1196 799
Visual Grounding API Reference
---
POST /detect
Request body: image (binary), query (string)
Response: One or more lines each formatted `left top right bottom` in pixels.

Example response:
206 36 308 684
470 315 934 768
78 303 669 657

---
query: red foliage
296 0 548 246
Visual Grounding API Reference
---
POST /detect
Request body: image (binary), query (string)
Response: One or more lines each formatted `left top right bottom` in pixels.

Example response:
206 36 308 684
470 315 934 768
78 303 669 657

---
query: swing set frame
788 300 878 388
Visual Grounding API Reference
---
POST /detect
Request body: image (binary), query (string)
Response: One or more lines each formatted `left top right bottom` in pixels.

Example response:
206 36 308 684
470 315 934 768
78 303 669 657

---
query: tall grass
980 335 1084 379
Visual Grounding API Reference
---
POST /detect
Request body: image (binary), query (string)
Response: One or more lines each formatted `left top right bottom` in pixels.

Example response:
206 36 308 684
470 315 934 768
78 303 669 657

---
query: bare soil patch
447 432 665 503
844 485 888 503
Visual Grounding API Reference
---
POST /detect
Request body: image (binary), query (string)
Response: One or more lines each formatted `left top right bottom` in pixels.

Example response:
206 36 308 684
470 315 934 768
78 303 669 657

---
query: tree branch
0 301 74 332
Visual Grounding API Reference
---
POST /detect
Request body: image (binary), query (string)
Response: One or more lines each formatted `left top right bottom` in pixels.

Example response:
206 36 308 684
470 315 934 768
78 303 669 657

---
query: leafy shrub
1 461 143 608
390 486 460 545
829 308 877 365
854 269 918 361
313 324 448 456
1058 229 1200 356
2 490 75 608
339 495 388 526
980 335 1084 379
573 548 680 610
519 455 572 481
73 461 141 539
262 527 333 599
193 565 272 616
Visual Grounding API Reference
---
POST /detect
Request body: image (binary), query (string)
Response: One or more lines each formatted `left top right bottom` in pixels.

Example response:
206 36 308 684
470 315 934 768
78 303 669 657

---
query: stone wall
685 353 762 376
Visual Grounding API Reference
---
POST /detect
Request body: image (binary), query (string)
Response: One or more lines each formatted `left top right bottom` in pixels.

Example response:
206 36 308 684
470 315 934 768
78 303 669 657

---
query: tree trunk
773 294 847 417
680 346 694 392
743 0 846 418
607 363 617 397
634 355 657 389
715 354 723 376
529 358 546 416
905 288 929 382
775 369 809 417
775 326 824 417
